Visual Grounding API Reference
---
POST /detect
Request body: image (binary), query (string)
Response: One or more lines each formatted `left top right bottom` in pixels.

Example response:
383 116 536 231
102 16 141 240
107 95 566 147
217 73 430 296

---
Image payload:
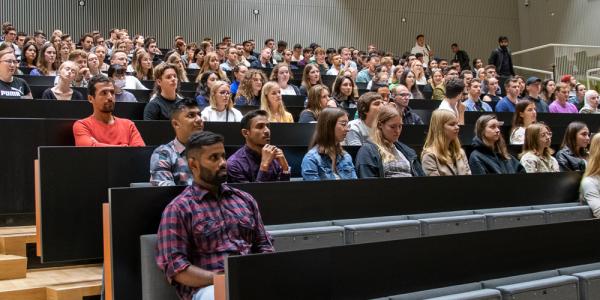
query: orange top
73 116 145 147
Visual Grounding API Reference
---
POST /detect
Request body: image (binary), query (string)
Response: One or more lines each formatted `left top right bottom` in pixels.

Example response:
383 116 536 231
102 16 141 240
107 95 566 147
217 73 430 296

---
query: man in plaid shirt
156 131 274 300
150 98 203 186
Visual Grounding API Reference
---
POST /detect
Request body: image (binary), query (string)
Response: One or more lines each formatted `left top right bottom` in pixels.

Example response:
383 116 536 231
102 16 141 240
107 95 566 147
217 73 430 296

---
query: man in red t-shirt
73 75 145 146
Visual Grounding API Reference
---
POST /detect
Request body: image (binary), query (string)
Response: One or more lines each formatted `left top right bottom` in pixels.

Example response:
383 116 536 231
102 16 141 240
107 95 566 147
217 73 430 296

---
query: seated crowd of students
3 23 600 300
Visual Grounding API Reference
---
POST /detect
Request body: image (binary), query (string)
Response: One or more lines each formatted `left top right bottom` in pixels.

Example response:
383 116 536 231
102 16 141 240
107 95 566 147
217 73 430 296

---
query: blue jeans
192 285 214 300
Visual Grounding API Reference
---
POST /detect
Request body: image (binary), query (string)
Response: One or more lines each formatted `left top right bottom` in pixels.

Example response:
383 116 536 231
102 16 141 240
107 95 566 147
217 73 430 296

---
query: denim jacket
301 147 357 181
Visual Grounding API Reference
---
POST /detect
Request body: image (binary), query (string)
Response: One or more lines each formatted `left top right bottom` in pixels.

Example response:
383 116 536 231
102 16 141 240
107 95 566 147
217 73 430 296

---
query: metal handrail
513 43 600 55
514 66 554 78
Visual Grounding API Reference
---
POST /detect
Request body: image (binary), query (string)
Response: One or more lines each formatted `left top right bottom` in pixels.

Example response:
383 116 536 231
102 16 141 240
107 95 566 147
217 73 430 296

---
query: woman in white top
580 133 600 217
269 63 300 96
201 81 243 122
519 123 559 173
411 60 427 87
580 90 600 114
510 100 536 145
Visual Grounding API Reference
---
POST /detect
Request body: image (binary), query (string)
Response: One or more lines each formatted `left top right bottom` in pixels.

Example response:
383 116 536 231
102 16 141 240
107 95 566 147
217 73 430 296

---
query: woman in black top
41 61 85 100
468 114 524 174
556 121 590 171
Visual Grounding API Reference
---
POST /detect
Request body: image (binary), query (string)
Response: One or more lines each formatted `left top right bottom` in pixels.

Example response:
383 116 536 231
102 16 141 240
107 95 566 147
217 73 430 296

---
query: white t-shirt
201 106 243 122
125 75 149 90
280 85 297 95
438 99 458 117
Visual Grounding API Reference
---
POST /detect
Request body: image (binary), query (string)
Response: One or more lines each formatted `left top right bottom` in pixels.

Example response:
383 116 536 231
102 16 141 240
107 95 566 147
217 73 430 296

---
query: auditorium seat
418 215 487 236
405 210 486 236
140 234 179 300
494 275 579 300
343 220 421 244
380 282 484 300
130 182 153 188
481 270 560 289
570 270 600 300
532 205 593 224
480 210 546 230
558 262 600 299
266 225 345 251
426 289 501 300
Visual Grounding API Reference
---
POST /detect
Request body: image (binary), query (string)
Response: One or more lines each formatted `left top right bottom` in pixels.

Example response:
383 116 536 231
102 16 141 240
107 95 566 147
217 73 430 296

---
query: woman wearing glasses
0 49 32 99
519 123 559 173
301 107 357 180
201 81 243 122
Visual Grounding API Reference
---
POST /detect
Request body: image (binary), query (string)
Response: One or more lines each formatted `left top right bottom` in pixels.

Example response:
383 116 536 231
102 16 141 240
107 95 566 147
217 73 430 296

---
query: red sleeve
73 119 118 147
128 121 146 147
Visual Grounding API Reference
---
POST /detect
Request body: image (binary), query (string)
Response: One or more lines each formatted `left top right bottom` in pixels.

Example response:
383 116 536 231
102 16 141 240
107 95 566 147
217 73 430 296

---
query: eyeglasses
0 60 19 65
218 91 231 96
394 93 411 98
337 121 349 127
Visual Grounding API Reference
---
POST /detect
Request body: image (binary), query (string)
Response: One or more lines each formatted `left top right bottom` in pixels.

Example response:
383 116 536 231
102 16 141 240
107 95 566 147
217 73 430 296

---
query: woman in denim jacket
301 108 358 180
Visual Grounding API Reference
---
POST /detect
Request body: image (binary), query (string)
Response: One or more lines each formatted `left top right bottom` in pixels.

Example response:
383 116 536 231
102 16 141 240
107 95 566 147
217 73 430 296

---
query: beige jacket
421 149 471 176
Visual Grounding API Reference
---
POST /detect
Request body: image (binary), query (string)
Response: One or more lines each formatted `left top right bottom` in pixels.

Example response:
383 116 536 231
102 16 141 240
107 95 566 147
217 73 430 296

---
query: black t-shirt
143 94 183 120
40 88 85 101
0 77 31 99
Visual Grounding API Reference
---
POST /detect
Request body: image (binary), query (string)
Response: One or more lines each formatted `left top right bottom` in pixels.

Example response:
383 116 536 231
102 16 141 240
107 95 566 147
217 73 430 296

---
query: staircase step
0 254 27 280
0 265 102 300
46 280 102 300
0 226 36 256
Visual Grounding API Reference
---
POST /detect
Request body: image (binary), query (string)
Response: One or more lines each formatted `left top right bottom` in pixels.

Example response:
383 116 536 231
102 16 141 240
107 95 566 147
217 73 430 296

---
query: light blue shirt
301 147 357 181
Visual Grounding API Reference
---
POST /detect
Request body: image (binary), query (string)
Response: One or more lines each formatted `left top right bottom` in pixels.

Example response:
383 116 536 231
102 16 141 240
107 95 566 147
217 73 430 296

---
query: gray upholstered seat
571 270 600 300
406 210 474 220
343 220 420 244
268 226 344 251
265 220 334 231
538 206 593 224
473 206 533 214
333 215 407 226
481 270 559 288
481 210 546 230
418 215 487 236
531 203 579 210
386 282 484 300
140 234 179 300
558 262 600 275
494 275 579 300
426 288 501 300
130 182 153 188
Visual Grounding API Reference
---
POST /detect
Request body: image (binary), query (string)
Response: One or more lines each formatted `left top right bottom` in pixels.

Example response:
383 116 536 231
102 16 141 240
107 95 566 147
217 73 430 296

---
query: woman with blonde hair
356 105 425 178
196 52 227 82
580 133 600 217
133 50 154 81
200 81 243 122
519 123 559 173
234 69 266 106
260 81 293 123
165 52 189 82
421 109 471 176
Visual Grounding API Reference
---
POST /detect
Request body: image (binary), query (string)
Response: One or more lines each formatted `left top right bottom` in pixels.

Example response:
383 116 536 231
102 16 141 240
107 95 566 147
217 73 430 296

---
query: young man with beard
73 75 145 146
150 98 204 186
391 84 424 125
156 130 274 300
227 110 290 183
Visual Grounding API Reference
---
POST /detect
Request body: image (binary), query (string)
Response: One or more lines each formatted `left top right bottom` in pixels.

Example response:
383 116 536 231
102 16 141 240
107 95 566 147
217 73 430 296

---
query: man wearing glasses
0 26 21 59
391 84 423 125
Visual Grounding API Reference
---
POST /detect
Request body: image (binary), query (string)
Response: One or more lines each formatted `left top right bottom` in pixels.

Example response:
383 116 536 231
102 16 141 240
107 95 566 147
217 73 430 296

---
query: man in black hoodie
488 36 514 96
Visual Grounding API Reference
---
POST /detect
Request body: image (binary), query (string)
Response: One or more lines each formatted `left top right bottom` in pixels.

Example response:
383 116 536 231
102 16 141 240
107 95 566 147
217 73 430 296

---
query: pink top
548 100 578 114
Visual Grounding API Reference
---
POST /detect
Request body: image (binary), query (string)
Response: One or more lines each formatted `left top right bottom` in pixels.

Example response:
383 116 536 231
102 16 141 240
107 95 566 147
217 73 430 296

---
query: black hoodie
468 137 525 175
